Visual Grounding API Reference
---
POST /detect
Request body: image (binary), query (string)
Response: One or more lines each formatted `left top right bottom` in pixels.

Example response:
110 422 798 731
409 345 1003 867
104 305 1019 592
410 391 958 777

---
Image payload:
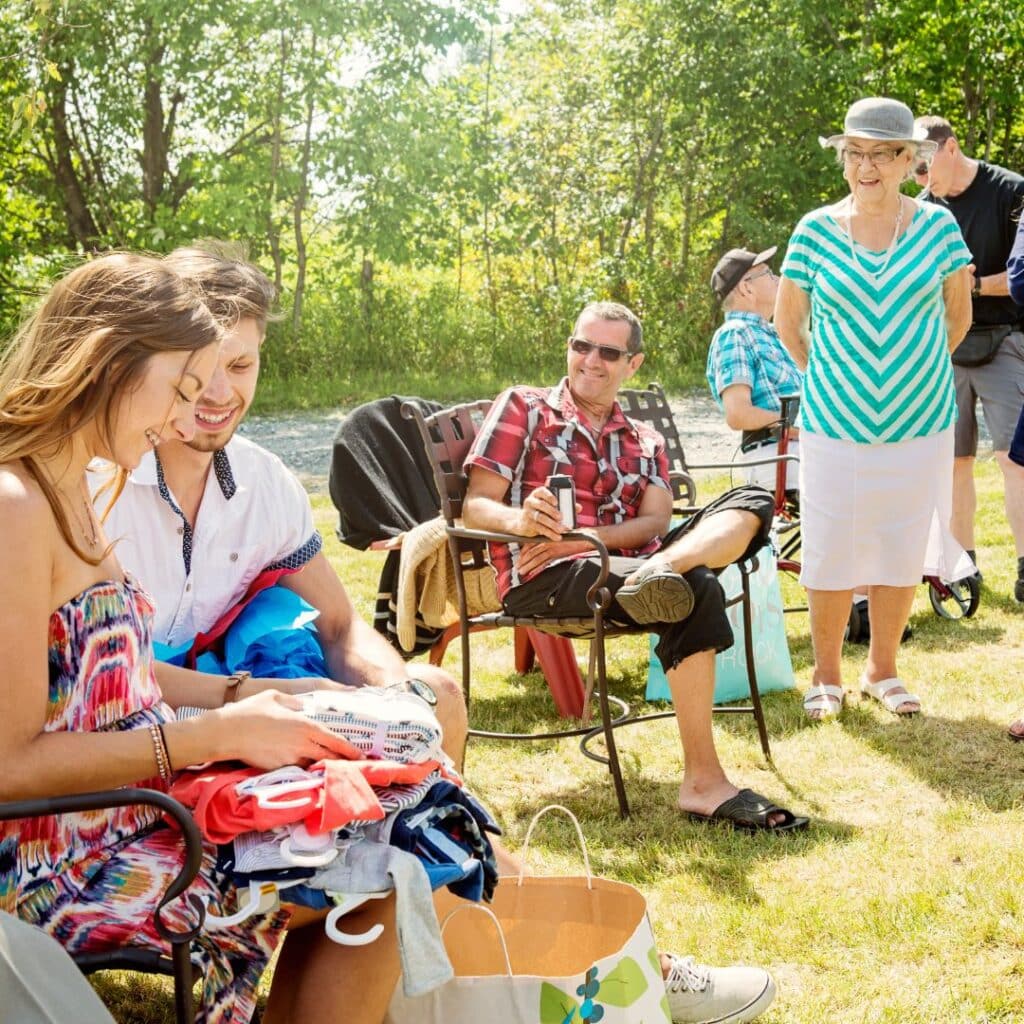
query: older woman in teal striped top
775 97 973 722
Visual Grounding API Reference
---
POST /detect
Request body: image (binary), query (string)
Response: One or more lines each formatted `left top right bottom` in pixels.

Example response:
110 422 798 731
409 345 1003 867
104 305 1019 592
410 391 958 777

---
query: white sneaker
664 953 776 1024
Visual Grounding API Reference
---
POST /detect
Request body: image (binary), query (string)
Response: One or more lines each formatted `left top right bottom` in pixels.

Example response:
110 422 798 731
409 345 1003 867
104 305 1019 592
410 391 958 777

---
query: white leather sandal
803 683 844 720
859 676 920 716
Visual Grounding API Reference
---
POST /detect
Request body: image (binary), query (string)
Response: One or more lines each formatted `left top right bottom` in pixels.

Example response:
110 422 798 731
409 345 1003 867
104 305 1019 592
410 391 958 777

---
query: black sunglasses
568 337 636 362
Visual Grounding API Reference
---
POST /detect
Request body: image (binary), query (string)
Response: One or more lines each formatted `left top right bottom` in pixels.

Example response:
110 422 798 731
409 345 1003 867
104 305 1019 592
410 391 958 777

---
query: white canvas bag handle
439 903 513 976
517 804 593 889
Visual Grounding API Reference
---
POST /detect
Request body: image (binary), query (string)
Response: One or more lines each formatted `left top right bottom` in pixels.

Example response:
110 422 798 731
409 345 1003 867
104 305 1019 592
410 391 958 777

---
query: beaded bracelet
157 724 174 777
148 723 173 784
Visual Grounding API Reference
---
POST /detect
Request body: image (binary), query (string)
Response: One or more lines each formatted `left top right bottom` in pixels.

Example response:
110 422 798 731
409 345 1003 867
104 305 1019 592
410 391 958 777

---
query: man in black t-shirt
914 115 1024 601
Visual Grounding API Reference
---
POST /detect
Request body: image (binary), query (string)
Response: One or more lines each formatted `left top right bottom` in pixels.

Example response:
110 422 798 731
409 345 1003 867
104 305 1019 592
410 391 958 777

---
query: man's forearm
320 615 406 687
584 514 667 552
466 491 665 551
725 402 783 432
462 492 523 535
977 270 1009 298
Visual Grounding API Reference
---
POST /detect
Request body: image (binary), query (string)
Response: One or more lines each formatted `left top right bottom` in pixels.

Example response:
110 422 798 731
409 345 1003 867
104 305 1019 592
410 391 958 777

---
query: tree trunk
68 88 121 243
644 189 655 258
266 32 288 295
547 205 559 287
291 32 318 336
455 218 463 302
481 25 498 331
140 24 169 221
961 66 983 153
678 169 694 277
360 256 374 349
46 66 98 247
617 110 664 260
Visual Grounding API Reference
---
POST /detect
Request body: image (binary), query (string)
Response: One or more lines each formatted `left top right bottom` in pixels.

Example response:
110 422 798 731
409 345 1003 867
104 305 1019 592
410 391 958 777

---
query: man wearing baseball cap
913 114 1024 599
706 246 802 490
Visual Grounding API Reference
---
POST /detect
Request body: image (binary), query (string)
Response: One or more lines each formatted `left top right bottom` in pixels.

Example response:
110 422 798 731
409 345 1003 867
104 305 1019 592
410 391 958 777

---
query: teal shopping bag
645 553 794 704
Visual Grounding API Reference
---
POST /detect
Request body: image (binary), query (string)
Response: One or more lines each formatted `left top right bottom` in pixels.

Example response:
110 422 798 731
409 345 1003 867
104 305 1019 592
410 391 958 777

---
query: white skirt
799 427 974 589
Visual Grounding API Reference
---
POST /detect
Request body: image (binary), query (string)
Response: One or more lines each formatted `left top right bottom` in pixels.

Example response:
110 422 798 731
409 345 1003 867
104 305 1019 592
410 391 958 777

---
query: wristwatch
388 678 437 706
972 274 982 297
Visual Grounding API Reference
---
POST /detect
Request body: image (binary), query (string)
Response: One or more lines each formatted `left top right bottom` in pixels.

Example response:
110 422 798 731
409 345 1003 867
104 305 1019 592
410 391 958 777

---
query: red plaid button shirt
465 378 670 597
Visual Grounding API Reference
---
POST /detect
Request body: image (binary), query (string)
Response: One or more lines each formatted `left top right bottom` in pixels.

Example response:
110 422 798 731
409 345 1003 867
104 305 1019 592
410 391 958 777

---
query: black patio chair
0 788 205 1024
402 398 776 818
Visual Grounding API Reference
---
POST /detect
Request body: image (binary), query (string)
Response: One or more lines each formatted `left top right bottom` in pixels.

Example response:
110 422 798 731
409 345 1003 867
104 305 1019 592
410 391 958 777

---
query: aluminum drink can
547 474 576 529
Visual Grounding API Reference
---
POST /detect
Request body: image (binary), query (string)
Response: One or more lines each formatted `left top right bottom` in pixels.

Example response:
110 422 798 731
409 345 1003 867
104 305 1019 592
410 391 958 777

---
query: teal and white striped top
781 201 971 444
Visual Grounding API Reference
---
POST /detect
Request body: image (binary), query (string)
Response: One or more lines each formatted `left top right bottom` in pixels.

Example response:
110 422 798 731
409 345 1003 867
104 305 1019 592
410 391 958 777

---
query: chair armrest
667 469 697 506
446 525 615 612
0 788 206 946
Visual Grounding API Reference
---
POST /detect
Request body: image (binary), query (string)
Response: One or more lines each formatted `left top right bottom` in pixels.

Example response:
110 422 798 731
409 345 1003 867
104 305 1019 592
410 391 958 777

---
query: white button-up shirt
97 435 320 647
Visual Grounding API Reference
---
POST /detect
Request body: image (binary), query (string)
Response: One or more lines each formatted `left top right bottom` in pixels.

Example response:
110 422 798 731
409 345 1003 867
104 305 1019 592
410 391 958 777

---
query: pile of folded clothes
171 688 500 997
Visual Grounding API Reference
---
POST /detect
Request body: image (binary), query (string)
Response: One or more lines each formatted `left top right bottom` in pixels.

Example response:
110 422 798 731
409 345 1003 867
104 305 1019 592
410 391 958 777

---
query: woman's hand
200 689 356 769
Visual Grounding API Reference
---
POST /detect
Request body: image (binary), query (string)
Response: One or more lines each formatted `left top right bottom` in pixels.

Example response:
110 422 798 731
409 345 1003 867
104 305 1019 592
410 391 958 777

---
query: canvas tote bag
647 553 794 704
385 805 671 1024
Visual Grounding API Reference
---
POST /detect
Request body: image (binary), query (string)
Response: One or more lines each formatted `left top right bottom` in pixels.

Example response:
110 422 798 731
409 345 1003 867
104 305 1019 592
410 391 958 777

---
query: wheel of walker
928 575 981 619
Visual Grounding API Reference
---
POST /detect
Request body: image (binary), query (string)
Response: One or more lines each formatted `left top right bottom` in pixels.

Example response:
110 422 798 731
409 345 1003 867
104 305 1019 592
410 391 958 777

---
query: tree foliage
2 0 1022 400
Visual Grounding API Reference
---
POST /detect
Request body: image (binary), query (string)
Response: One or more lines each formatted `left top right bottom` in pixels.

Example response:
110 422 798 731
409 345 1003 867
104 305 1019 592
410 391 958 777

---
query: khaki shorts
954 330 1024 456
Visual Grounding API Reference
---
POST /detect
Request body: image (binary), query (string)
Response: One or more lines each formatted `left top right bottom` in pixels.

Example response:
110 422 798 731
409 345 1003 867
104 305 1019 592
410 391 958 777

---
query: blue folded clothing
238 632 327 679
378 781 501 902
154 586 328 679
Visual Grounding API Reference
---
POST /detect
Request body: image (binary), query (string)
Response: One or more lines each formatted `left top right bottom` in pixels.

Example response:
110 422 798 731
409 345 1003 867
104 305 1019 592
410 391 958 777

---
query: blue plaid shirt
705 311 802 415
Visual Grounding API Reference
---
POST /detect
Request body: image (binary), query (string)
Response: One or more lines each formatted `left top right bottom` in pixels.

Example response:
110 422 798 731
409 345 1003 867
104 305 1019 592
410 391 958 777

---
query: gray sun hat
819 97 937 154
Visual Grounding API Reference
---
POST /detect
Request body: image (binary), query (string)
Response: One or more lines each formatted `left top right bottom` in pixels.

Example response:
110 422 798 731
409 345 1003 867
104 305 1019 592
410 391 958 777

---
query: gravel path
238 392 741 494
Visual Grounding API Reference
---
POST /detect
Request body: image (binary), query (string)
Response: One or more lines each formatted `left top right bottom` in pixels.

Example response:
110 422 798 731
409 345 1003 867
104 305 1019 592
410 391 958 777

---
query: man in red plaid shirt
464 301 808 834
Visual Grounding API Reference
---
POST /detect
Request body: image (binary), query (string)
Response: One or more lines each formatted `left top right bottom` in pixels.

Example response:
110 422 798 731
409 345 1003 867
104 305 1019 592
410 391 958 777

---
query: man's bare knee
411 665 468 736
733 508 764 538
414 665 465 707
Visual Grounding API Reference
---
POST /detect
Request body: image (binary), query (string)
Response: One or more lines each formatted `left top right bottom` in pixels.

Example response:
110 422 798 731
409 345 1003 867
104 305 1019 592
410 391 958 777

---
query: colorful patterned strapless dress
0 576 288 1023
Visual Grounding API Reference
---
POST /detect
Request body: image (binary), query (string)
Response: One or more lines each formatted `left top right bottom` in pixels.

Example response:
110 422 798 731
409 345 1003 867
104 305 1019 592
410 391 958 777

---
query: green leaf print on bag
597 957 648 1007
647 946 661 976
540 959 649 1023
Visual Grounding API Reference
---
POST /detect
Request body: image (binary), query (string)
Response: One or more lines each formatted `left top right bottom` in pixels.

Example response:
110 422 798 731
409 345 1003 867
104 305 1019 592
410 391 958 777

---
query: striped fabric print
781 201 972 444
2 575 288 1024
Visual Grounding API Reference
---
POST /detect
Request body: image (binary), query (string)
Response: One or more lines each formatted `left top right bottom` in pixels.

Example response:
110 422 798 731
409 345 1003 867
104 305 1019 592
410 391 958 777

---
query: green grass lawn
97 457 1024 1022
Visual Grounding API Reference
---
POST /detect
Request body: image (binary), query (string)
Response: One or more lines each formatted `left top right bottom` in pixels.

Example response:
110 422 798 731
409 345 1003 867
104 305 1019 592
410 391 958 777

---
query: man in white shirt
102 243 468 760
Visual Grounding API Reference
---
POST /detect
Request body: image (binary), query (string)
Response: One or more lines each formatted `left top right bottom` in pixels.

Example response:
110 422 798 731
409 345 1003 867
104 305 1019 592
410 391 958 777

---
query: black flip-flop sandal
686 788 809 833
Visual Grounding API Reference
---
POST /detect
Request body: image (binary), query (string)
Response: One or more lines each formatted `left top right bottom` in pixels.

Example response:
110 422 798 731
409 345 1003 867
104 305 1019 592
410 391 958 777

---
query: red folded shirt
170 759 443 844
